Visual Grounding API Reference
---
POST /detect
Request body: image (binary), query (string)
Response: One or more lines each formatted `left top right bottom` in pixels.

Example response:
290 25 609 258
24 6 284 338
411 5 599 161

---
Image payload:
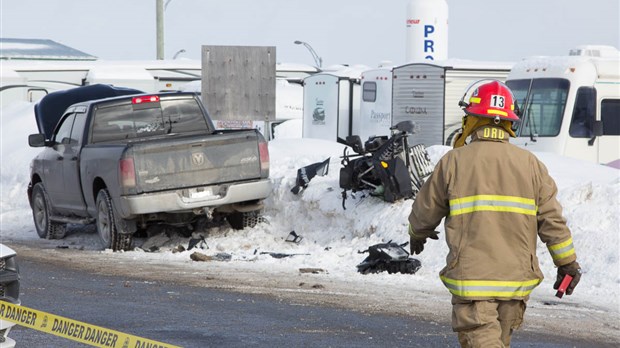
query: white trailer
0 60 203 106
506 46 620 166
0 61 90 105
391 60 513 146
302 65 367 143
359 67 393 142
1 60 315 107
0 66 27 108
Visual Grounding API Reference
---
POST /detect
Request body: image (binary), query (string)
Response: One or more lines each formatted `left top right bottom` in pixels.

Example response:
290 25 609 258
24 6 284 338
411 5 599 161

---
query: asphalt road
7 256 612 348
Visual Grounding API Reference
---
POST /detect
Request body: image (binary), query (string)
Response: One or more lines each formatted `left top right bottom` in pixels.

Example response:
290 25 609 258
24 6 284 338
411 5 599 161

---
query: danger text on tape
0 301 181 348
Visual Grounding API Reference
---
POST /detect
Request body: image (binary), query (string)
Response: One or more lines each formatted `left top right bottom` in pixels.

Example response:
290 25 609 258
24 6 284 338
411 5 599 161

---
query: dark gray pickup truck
27 85 271 251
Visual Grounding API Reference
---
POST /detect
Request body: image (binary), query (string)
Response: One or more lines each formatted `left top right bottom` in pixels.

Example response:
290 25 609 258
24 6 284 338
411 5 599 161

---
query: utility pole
156 0 164 60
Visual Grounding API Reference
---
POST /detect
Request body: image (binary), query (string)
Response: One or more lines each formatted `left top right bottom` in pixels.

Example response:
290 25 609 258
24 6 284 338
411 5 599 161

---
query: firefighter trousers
451 297 526 348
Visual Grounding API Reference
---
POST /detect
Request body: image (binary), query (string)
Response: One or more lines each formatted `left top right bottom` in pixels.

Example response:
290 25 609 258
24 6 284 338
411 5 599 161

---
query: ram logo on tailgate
191 152 205 166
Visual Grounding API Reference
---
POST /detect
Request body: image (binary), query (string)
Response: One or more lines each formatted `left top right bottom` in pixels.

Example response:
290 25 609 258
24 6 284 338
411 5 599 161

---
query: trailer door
392 64 444 146
302 74 340 141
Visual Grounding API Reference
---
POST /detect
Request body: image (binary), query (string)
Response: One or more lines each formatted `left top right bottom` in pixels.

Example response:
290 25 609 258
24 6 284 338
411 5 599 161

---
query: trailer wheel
96 189 132 251
226 210 264 230
31 183 66 239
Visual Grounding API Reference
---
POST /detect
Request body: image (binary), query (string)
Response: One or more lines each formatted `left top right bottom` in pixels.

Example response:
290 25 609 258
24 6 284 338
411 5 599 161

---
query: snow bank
0 102 618 314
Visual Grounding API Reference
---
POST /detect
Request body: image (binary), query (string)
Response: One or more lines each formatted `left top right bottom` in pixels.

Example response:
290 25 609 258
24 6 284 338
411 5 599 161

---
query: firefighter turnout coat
408 125 577 301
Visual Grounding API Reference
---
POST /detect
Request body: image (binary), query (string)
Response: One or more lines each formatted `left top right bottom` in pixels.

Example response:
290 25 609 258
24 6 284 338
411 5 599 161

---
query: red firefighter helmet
459 80 520 122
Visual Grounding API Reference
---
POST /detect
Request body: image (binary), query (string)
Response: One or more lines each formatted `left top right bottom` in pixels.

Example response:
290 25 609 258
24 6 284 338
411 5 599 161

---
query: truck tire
31 183 67 239
95 189 132 251
226 210 264 230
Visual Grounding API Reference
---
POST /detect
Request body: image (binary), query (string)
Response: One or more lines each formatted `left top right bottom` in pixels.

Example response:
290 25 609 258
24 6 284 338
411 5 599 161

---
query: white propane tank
406 0 449 62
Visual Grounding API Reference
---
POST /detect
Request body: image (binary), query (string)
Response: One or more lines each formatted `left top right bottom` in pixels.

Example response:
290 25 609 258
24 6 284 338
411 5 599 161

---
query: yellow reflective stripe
451 205 537 216
469 97 481 104
440 276 541 298
548 238 576 260
488 109 508 116
449 195 537 216
451 195 535 205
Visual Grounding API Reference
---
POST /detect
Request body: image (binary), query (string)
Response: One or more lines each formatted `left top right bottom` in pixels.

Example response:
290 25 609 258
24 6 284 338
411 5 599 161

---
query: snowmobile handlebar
390 120 416 134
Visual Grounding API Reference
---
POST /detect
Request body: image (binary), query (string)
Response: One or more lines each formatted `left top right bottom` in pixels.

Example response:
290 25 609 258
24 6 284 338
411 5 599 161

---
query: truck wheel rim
97 200 110 245
33 192 47 231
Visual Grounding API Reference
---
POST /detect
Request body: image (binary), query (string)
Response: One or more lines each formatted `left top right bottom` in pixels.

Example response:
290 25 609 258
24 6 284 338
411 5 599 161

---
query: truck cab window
54 113 76 144
92 98 209 143
601 99 620 136
93 104 165 143
70 113 87 145
161 99 209 134
569 87 596 138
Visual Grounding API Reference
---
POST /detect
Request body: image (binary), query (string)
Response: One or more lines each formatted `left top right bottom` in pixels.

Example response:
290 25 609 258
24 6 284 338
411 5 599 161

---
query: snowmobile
356 241 422 275
339 120 434 208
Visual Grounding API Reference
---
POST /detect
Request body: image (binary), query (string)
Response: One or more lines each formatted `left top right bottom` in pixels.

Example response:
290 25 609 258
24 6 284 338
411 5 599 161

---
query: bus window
569 87 596 138
601 99 620 136
506 78 569 137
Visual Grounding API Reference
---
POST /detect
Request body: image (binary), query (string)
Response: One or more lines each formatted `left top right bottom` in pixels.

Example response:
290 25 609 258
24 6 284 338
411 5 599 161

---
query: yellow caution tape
0 301 181 348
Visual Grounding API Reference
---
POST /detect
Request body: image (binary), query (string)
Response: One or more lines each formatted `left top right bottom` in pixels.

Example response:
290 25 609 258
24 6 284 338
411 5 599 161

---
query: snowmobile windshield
506 78 570 138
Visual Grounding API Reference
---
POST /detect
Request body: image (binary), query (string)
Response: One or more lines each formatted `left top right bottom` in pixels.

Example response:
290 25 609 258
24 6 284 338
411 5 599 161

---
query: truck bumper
119 179 272 216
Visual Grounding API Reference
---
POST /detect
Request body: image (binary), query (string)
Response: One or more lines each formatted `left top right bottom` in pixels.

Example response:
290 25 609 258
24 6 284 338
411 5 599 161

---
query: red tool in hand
555 274 573 298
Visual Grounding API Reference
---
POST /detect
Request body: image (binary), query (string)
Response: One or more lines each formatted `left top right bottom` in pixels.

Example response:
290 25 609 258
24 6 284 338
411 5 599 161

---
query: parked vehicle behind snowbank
506 45 620 165
27 85 271 251
0 244 20 348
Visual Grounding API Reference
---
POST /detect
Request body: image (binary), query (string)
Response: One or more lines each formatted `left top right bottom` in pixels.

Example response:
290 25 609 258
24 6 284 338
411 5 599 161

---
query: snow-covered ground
1 101 619 322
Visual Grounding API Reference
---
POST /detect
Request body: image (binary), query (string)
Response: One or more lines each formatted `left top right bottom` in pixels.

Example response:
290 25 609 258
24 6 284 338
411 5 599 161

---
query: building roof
0 38 97 61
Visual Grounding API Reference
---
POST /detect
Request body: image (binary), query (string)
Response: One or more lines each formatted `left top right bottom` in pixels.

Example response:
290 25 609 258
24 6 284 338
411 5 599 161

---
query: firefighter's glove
553 261 582 295
408 227 439 255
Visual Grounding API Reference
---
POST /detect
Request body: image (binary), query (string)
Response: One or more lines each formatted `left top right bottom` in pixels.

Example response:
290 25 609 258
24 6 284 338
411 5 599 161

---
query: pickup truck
27 84 271 251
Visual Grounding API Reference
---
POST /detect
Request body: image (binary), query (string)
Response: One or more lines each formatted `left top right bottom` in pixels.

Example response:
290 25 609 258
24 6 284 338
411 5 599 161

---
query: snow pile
0 103 618 314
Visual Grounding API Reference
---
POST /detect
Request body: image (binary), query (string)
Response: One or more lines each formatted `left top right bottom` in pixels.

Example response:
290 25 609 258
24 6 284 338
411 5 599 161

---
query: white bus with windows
505 46 619 166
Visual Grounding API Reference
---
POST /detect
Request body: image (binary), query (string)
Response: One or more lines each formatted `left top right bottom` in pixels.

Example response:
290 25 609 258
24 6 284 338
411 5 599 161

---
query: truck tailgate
128 131 262 193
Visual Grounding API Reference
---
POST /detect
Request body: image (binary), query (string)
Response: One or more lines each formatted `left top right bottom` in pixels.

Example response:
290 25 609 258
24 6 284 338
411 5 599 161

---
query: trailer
302 65 368 143
391 60 513 146
359 67 393 142
506 46 620 165
0 66 27 108
0 60 203 106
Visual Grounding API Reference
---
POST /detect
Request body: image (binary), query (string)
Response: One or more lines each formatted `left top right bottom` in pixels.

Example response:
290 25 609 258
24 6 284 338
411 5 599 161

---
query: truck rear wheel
226 210 264 230
96 189 132 251
31 183 66 239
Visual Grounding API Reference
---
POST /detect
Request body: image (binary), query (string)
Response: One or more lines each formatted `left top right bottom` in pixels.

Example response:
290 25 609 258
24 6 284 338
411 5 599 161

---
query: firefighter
407 80 581 347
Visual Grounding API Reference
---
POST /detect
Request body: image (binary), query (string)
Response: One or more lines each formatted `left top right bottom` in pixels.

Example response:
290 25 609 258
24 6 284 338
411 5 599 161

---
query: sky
0 102 619 342
1 0 619 67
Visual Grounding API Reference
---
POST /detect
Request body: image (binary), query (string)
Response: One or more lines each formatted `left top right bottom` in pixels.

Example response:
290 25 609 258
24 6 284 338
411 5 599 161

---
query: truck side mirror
587 120 603 146
28 133 47 147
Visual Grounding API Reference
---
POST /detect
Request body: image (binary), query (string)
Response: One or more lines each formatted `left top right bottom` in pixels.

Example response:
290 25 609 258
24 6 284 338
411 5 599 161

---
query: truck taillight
120 158 136 188
132 95 160 104
258 141 269 177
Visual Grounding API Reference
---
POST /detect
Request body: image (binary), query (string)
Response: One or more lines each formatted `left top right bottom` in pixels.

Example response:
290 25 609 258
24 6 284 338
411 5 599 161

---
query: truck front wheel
31 183 66 239
96 189 132 251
